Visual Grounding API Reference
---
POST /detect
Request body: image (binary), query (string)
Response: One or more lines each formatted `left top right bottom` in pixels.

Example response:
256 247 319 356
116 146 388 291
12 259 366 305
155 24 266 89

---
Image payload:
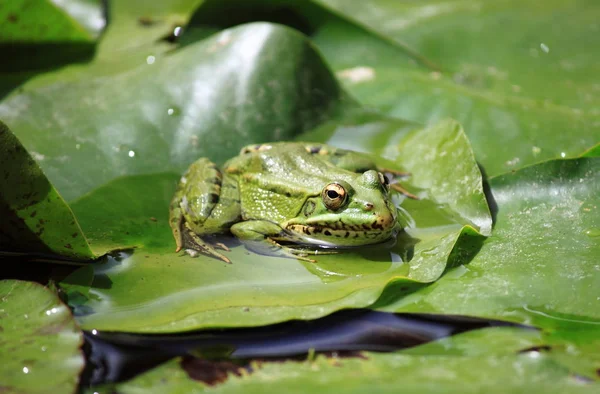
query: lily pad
0 22 344 202
378 158 600 324
0 280 84 394
0 121 94 261
92 327 599 393
63 118 489 333
315 0 600 177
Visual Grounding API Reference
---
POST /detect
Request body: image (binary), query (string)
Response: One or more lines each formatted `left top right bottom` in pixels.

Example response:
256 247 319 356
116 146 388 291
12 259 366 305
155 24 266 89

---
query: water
81 310 528 385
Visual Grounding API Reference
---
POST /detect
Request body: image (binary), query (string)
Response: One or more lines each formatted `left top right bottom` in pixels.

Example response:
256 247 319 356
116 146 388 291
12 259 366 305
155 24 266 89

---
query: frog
169 142 415 263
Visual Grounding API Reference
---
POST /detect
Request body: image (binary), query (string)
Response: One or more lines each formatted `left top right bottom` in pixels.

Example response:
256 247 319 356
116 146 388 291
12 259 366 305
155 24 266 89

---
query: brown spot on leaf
72 233 78 238
150 217 157 222
30 210 37 218
7 14 17 22
138 16 158 26
64 244 72 249
180 356 244 386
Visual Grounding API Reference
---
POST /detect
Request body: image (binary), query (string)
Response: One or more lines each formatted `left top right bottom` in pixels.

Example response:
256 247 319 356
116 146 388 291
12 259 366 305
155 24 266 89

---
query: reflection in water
82 310 529 385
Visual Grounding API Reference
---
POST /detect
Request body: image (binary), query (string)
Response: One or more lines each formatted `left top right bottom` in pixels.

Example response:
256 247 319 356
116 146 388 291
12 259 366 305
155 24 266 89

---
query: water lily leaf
0 280 84 394
0 0 98 42
0 22 343 202
378 158 600 324
315 0 600 177
91 327 598 393
61 118 489 333
0 121 94 261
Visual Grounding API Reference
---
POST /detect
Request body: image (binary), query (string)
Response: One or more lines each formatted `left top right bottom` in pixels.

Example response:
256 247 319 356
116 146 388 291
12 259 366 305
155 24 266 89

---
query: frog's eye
322 183 347 210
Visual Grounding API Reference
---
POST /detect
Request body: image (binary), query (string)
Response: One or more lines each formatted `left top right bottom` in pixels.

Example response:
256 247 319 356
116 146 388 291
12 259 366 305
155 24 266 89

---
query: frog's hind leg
183 222 231 264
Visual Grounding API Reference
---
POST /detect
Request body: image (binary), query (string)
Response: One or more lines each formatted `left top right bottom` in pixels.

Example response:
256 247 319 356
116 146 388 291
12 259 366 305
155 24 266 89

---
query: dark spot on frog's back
324 230 332 236
303 201 316 216
208 193 220 204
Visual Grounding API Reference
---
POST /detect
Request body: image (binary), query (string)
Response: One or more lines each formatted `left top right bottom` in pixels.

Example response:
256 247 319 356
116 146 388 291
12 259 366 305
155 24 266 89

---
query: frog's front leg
230 220 316 263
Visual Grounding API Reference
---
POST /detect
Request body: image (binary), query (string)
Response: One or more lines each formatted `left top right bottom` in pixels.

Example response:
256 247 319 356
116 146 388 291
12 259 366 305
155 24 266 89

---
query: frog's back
225 142 357 188
223 142 360 223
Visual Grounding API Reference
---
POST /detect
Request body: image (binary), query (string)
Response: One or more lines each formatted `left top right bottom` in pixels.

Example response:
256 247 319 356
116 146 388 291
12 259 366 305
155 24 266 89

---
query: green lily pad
62 118 488 333
91 327 599 393
315 0 600 177
0 280 84 394
0 121 94 260
378 158 600 324
0 22 344 202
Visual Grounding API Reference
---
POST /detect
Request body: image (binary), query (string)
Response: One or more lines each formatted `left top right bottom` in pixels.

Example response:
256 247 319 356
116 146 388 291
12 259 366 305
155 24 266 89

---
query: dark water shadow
81 310 531 386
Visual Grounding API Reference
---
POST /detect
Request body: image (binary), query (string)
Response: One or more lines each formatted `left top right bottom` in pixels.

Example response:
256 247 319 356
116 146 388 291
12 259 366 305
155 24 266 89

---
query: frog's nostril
364 203 374 211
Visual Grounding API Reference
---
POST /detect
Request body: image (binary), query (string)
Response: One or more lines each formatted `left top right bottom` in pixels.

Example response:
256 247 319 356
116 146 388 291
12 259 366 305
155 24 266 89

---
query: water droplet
167 108 174 115
532 146 541 155
585 229 600 237
23 367 29 374
173 26 182 37
128 150 136 158
92 329 98 335
527 350 541 359
146 55 156 65
75 143 81 150
45 310 51 316
560 152 566 158
41 346 47 352
24 314 28 319
540 43 550 53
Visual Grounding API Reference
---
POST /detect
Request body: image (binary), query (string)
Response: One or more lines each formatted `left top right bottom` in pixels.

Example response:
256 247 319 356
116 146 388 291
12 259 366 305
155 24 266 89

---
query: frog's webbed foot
389 183 419 200
183 222 231 264
379 167 419 200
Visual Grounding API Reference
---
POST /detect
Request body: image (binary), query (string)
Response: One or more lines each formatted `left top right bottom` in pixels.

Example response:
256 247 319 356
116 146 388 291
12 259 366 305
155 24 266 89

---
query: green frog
169 142 414 263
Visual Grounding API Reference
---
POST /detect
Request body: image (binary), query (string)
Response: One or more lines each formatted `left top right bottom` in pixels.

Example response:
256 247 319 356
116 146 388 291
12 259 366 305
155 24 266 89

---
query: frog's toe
184 246 232 264
390 183 420 200
215 242 231 252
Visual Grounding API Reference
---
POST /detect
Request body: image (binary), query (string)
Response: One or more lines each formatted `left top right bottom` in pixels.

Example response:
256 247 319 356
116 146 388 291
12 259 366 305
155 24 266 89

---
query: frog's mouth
285 221 397 246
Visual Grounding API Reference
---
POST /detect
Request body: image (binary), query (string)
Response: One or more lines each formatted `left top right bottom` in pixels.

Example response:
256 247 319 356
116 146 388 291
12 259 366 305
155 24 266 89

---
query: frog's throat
285 224 395 242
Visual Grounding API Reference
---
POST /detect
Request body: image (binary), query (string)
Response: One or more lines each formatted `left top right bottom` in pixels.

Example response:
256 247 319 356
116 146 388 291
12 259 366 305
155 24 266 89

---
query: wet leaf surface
0 280 84 394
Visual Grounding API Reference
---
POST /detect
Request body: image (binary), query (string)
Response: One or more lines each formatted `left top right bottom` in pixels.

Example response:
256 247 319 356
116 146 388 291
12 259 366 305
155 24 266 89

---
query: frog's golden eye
322 183 347 210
